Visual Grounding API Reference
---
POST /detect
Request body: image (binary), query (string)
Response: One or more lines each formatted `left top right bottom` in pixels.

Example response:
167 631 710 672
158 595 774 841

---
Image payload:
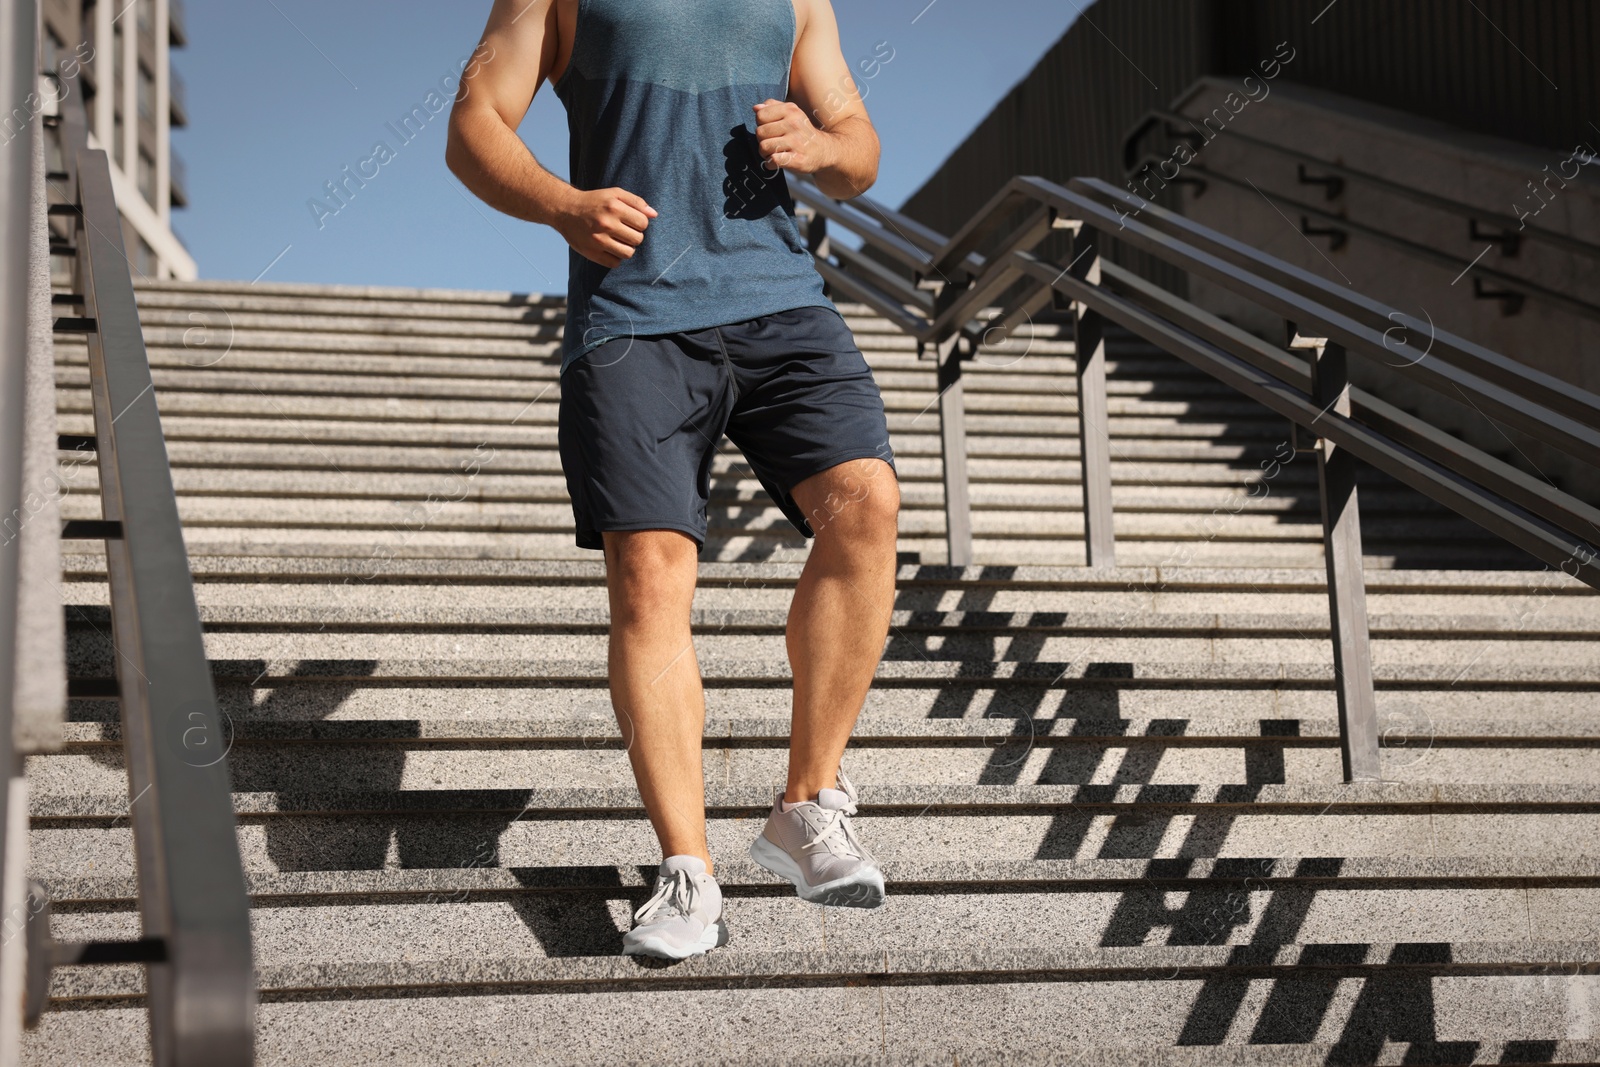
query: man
446 0 899 961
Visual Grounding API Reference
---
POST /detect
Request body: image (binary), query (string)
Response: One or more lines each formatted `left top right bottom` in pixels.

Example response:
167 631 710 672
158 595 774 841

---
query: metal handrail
26 38 256 1067
794 170 1599 783
0 4 37 1053
1071 178 1600 435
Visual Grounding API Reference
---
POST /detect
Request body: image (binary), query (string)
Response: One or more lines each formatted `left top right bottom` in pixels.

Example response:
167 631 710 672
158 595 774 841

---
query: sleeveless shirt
552 0 836 371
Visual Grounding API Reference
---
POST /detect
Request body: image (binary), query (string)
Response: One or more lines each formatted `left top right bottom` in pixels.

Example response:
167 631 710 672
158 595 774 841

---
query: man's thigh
558 330 730 550
719 307 897 539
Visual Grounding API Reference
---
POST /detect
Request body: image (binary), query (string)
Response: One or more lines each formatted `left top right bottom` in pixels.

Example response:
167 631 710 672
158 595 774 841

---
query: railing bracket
61 519 122 540
24 882 168 1028
1297 164 1346 200
1469 219 1521 257
1299 217 1348 251
1473 277 1525 316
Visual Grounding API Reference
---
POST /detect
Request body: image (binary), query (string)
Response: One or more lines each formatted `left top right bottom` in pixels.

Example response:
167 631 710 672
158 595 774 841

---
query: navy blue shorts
557 305 896 551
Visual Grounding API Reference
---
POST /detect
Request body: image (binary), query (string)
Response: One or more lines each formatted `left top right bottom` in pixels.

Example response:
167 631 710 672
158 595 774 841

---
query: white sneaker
621 855 729 960
749 769 886 909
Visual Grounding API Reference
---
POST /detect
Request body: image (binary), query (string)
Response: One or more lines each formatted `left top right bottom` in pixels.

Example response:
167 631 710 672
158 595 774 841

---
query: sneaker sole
749 836 887 909
622 918 730 961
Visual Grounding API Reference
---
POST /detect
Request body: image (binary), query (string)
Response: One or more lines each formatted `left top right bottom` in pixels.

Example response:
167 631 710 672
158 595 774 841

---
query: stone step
126 326 1083 363
24 998 1600 1067
63 623 1600 678
29 736 1600 795
55 529 1529 568
56 466 1453 515
55 371 1277 432
29 800 1600 880
56 435 1363 489
58 578 1600 630
53 494 1501 545
115 337 1180 380
59 575 1600 621
128 295 1067 337
50 412 1313 462
59 555 1581 595
37 937 1600 1001
53 709 1600 744
38 853 1600 904
62 683 1599 727
55 385 1288 435
37 887 1600 987
127 300 1071 341
106 344 1225 387
30 780 1600 818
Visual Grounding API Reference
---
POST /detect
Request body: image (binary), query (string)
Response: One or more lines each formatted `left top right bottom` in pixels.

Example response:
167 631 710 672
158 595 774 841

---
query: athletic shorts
557 305 896 551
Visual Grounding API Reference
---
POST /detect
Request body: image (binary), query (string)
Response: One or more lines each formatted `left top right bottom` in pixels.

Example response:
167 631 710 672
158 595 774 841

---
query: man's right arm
445 0 655 269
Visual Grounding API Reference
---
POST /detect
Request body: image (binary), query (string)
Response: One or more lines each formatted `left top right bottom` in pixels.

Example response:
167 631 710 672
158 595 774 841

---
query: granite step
59 573 1600 621
49 496 1510 544
57 556 1588 595
30 800 1600 878
25 999 1600 1067
60 589 1600 637
37 853 1600 904
54 468 1455 515
30 780 1600 818
29 737 1600 795
60 683 1600 726
55 690 1600 734
60 532 1528 569
35 886 1599 986
55 386 1292 438
36 938 1600 1001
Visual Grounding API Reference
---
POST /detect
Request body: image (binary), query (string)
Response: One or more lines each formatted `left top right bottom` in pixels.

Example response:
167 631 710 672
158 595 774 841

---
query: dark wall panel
900 0 1598 237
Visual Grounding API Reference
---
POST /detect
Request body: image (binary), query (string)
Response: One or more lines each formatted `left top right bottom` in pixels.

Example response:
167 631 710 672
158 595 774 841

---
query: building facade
41 0 194 278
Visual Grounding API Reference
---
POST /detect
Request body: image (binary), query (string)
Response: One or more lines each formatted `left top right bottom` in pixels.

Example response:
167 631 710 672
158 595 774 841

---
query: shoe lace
634 868 698 925
804 769 868 859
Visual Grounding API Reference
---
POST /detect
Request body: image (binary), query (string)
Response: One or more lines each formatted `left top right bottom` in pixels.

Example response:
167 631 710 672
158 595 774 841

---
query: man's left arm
753 0 880 199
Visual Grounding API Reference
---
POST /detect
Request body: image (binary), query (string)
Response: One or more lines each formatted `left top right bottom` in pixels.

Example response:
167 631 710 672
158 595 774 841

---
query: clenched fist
753 99 835 175
555 187 659 269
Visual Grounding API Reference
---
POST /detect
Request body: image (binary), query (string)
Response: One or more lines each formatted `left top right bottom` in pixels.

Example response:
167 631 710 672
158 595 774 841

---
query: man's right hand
556 188 658 269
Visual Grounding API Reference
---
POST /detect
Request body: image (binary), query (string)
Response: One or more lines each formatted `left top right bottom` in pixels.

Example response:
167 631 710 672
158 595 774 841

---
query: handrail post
1069 227 1116 568
1297 329 1381 782
933 331 973 568
926 266 976 568
804 209 829 262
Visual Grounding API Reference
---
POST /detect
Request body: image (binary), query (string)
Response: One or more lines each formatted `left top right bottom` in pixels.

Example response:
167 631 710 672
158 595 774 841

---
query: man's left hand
753 99 833 174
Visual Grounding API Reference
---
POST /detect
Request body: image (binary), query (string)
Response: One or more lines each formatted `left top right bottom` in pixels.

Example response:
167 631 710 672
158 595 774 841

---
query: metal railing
0 6 37 1055
13 9 256 1061
792 173 1600 784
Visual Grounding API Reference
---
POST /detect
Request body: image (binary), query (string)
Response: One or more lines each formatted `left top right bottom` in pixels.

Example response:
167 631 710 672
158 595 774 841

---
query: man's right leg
558 329 733 957
603 529 712 872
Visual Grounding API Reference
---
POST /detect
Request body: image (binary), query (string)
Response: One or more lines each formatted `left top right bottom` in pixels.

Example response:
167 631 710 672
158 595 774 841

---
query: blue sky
172 1 1080 291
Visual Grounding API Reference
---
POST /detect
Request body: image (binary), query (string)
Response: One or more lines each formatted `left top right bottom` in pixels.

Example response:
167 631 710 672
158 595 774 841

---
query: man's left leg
748 457 899 908
717 305 900 907
783 458 900 803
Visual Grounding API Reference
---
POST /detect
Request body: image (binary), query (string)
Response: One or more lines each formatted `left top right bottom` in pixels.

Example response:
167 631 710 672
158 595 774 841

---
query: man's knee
604 530 698 625
803 460 899 542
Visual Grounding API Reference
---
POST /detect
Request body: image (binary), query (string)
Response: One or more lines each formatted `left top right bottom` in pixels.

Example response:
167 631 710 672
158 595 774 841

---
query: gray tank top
552 0 836 371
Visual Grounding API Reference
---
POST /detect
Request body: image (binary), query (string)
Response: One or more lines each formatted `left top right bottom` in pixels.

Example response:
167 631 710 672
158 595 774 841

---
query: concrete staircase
25 280 1600 1065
